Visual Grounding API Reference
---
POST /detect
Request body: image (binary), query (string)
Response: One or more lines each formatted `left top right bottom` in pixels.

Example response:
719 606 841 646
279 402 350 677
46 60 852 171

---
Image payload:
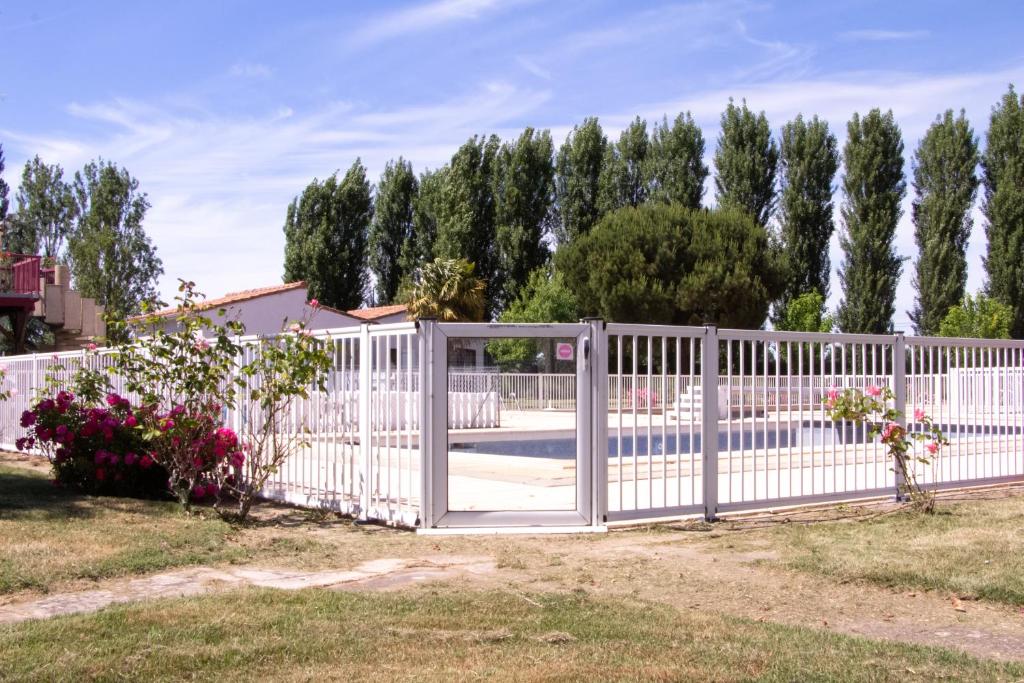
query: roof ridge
136 281 308 319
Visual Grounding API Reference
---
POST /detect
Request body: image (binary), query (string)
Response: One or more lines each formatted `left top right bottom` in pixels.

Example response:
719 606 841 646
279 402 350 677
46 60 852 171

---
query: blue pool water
449 421 1023 459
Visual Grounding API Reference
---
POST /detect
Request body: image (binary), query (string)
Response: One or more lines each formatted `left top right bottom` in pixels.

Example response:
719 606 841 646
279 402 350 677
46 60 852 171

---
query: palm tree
402 257 487 322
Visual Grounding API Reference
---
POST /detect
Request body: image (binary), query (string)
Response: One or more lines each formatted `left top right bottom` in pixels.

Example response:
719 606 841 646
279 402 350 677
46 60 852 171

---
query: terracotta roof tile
139 281 309 319
346 304 408 321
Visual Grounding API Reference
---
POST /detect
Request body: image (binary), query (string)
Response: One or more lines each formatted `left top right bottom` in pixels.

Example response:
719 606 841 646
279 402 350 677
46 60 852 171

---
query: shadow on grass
0 466 176 522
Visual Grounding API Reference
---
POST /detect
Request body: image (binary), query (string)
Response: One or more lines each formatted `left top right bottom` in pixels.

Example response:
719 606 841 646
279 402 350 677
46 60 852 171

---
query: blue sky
2 0 1023 328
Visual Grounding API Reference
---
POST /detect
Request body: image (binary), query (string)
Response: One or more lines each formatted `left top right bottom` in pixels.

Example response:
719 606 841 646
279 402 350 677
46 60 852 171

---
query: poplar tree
836 109 906 334
775 115 839 321
493 127 555 310
11 156 77 258
368 158 418 304
283 159 373 310
67 160 163 319
554 117 607 244
647 112 708 209
0 144 9 225
910 110 980 336
402 167 446 280
982 85 1024 338
597 116 650 213
713 100 779 228
434 135 500 315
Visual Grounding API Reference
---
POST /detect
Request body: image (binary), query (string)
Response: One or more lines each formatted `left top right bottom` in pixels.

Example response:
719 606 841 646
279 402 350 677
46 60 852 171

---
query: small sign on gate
555 342 574 362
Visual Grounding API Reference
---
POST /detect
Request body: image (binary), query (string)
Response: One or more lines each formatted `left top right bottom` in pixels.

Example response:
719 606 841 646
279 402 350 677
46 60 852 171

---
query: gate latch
582 337 591 365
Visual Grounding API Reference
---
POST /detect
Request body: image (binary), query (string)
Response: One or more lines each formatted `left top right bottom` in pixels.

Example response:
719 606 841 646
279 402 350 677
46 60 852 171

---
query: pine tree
434 135 501 315
713 100 779 228
836 109 906 334
368 158 418 304
775 115 839 321
493 127 555 310
283 159 373 310
982 85 1024 338
554 117 607 244
598 116 650 213
647 112 708 209
910 110 980 336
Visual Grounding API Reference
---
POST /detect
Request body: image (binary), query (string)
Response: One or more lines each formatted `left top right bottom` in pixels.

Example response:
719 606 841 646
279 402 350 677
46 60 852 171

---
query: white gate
418 321 602 530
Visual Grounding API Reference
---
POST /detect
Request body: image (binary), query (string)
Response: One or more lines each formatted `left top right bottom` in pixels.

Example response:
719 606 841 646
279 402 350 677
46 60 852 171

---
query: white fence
2 322 1023 531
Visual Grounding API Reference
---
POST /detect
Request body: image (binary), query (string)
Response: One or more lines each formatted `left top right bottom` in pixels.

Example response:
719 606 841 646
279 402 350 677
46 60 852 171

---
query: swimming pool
448 421 1023 459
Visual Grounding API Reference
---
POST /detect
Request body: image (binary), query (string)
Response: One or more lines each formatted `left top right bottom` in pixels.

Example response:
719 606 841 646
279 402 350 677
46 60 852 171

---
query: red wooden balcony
0 254 44 296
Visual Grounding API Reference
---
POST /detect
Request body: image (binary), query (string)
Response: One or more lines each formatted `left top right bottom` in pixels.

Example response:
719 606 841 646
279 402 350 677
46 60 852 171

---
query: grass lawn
2 588 1023 682
734 493 1024 605
0 463 252 595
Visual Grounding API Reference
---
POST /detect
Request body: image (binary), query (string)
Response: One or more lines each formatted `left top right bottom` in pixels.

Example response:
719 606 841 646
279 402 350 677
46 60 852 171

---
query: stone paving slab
0 556 496 625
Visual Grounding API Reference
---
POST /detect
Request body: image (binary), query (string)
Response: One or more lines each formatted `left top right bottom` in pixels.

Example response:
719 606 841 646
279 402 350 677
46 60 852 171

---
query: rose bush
825 384 948 512
18 390 169 498
134 400 246 506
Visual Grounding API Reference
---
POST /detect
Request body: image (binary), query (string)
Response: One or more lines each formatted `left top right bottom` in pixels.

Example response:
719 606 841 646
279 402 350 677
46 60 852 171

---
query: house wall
154 288 359 336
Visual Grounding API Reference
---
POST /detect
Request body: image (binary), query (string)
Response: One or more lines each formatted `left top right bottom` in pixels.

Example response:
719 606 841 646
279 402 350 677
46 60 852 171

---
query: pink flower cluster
630 387 660 409
19 391 168 497
824 387 840 410
147 403 245 502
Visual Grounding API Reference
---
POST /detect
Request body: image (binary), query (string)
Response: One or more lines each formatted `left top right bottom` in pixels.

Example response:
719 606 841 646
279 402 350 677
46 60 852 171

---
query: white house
345 303 487 369
138 281 361 336
138 285 488 369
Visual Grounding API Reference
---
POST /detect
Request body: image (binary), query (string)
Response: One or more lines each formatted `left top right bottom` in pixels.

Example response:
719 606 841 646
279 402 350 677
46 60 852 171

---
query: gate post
358 323 372 519
702 325 719 521
893 332 907 500
418 318 436 528
583 318 608 526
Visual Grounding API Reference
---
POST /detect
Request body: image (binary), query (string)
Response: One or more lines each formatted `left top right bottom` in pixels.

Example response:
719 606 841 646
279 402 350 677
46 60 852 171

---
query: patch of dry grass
723 491 1024 604
0 464 252 596
2 588 1022 682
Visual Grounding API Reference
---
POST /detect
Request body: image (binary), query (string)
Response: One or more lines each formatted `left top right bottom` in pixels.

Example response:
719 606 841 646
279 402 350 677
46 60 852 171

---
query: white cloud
228 62 273 79
587 63 1024 329
515 55 552 81
0 82 552 302
839 29 930 42
348 0 523 47
556 0 755 57
732 19 814 81
3 59 1020 325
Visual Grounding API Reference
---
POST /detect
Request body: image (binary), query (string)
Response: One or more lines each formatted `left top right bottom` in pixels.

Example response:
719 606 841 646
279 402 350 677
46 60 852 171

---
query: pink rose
865 385 882 398
913 407 926 422
125 415 138 428
881 422 901 441
827 387 840 402
925 441 939 455
309 298 320 308
86 343 97 352
139 454 154 469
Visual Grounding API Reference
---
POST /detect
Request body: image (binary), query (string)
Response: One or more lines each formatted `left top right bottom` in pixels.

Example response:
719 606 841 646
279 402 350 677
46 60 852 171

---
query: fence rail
2 323 1023 531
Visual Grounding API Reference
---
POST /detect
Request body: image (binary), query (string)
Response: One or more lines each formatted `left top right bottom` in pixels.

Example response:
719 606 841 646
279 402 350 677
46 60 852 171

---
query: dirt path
3 529 1024 663
556 532 1024 663
4 450 1023 662
0 556 496 624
